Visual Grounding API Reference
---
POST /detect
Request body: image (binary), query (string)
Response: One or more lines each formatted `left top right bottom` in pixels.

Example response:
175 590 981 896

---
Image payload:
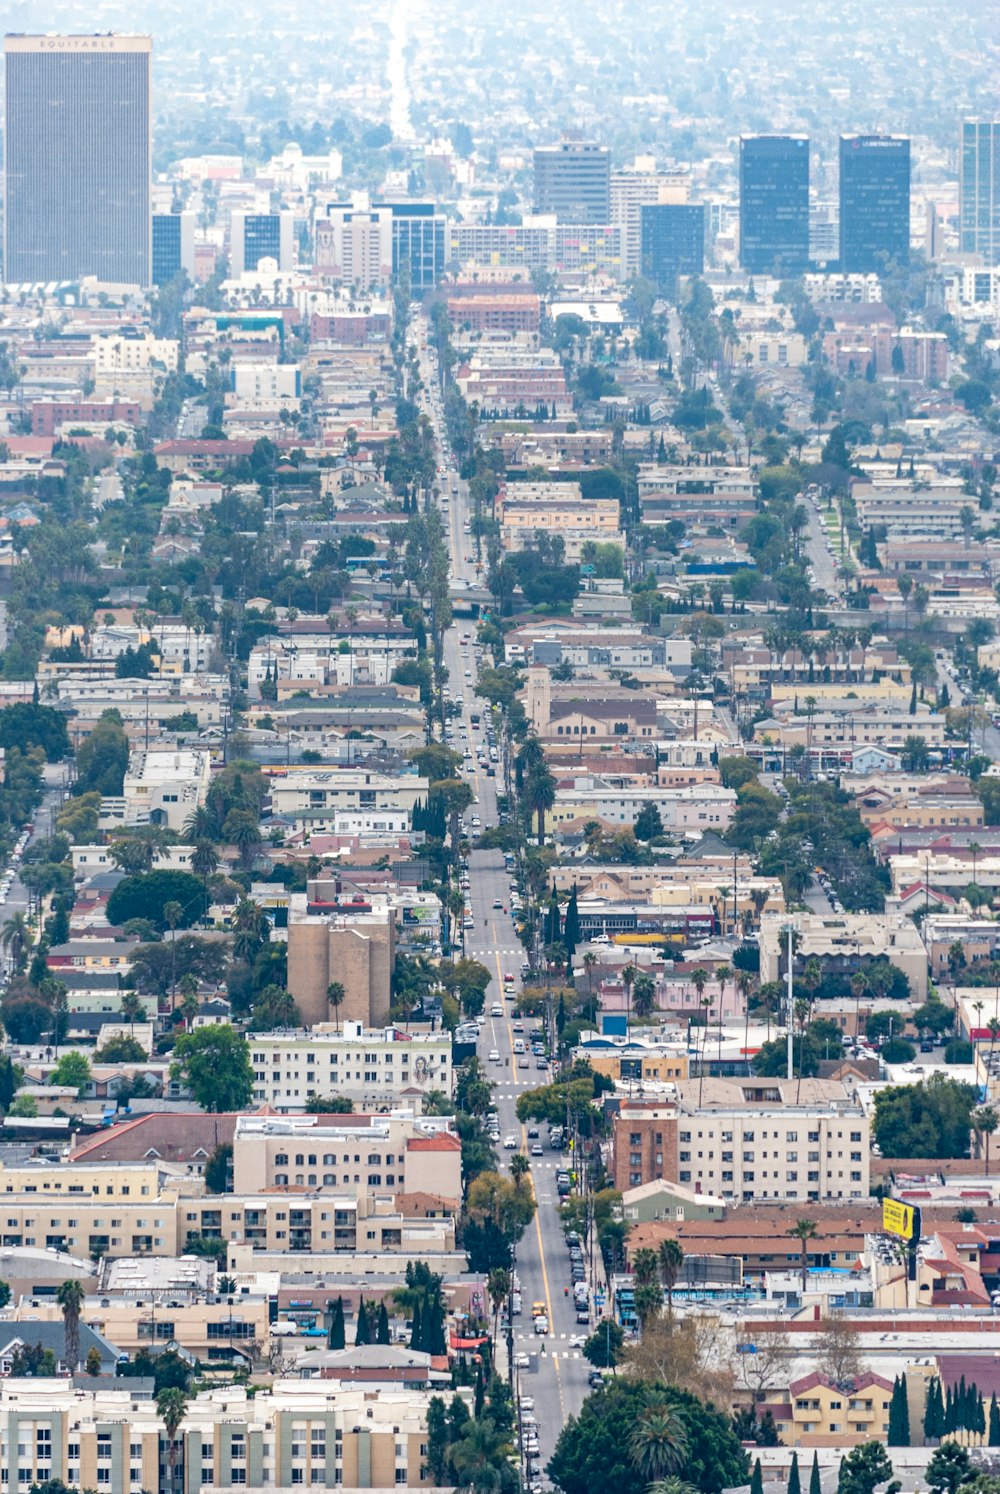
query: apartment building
121 747 212 832
231 1113 462 1205
0 1378 452 1494
759 910 929 999
268 769 427 824
612 1080 870 1203
547 780 736 833
249 1022 453 1110
775 1372 893 1448
286 897 395 1027
248 627 415 699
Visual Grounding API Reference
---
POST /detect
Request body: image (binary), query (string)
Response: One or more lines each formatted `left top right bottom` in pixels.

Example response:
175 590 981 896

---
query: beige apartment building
231 1114 463 1204
759 910 928 999
287 898 395 1027
612 1080 870 1203
249 1022 453 1110
0 1378 453 1494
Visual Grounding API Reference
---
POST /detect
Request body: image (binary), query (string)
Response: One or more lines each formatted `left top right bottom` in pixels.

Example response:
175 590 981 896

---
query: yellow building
771 1371 893 1447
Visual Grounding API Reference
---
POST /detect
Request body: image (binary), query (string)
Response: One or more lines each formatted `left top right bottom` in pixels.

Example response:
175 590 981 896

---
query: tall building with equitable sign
4 34 152 285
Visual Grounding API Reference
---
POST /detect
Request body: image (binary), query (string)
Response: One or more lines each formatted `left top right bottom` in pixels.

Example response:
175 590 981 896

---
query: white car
488 1049 501 1063
569 1334 587 1348
504 1134 518 1149
514 1352 530 1368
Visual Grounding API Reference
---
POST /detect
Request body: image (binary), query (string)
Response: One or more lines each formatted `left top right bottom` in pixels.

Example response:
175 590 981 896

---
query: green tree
548 1381 747 1494
837 1443 894 1494
888 1375 911 1446
106 870 205 931
750 1461 764 1494
635 801 664 841
0 703 69 761
170 1025 253 1111
328 1296 346 1350
972 1105 1000 1176
658 1239 685 1315
584 1319 625 1368
75 710 129 796
629 1401 688 1481
873 1074 978 1159
156 1386 189 1494
788 1452 802 1494
204 1143 233 1195
355 1300 371 1346
926 1442 971 1494
56 1277 86 1371
790 1218 818 1293
95 1034 147 1063
326 981 346 1032
49 1051 90 1094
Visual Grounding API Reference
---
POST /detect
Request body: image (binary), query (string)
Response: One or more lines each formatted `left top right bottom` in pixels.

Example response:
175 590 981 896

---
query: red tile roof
406 1134 461 1152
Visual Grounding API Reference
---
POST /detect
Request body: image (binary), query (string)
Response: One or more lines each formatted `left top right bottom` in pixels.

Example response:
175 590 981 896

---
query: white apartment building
268 769 428 825
248 632 414 698
121 747 212 832
547 780 736 833
94 332 179 374
759 910 929 999
230 361 301 409
249 1021 453 1110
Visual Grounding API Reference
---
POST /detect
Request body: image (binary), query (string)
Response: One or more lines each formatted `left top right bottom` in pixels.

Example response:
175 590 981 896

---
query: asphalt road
0 764 68 977
801 491 842 601
411 314 593 1476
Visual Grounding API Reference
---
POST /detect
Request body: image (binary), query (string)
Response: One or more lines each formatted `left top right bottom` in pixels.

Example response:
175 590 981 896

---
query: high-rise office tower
230 212 295 276
373 202 446 290
839 135 910 273
960 119 1000 264
739 136 810 275
533 141 611 225
640 204 705 294
4 34 151 285
152 212 196 286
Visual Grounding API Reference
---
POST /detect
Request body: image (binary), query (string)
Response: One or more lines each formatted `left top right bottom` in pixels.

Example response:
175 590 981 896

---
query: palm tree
583 952 597 1003
972 1105 999 1177
658 1239 685 1316
1 911 31 973
163 900 183 1012
486 1266 511 1353
191 839 219 917
648 1479 699 1494
56 1277 86 1371
231 899 271 962
509 1153 530 1191
790 1218 818 1294
326 981 346 1032
714 964 731 1060
623 964 635 1036
120 991 144 1038
629 1402 688 1482
450 1420 509 1494
156 1387 189 1494
632 1247 660 1285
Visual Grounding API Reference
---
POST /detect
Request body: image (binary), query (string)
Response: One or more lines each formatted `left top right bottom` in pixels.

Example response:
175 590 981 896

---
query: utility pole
786 922 794 1082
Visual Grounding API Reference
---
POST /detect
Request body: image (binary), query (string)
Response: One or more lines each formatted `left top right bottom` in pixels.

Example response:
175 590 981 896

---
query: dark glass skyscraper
839 135 910 273
961 119 1000 264
739 136 810 275
4 34 151 285
640 204 705 294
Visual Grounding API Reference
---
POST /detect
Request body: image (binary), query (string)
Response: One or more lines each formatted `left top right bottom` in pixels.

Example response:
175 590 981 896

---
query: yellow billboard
882 1197 920 1241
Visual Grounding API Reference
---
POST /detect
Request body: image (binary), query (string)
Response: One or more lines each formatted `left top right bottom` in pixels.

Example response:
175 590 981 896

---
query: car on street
488 1049 501 1063
569 1334 587 1348
514 1352 530 1368
519 1057 529 1068
531 1142 543 1155
504 1134 518 1148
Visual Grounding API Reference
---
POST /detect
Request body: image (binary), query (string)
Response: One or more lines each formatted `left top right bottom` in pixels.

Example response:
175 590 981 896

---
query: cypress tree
474 1361 485 1417
425 1295 447 1355
377 1301 390 1345
988 1392 1000 1446
923 1378 939 1442
355 1299 371 1346
945 1383 954 1434
976 1390 986 1443
410 1300 423 1352
328 1295 345 1350
808 1452 821 1494
750 1460 764 1494
888 1377 903 1446
788 1451 801 1494
563 885 580 954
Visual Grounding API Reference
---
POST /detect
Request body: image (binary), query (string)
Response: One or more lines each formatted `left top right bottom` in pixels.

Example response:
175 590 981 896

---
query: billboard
882 1197 921 1241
